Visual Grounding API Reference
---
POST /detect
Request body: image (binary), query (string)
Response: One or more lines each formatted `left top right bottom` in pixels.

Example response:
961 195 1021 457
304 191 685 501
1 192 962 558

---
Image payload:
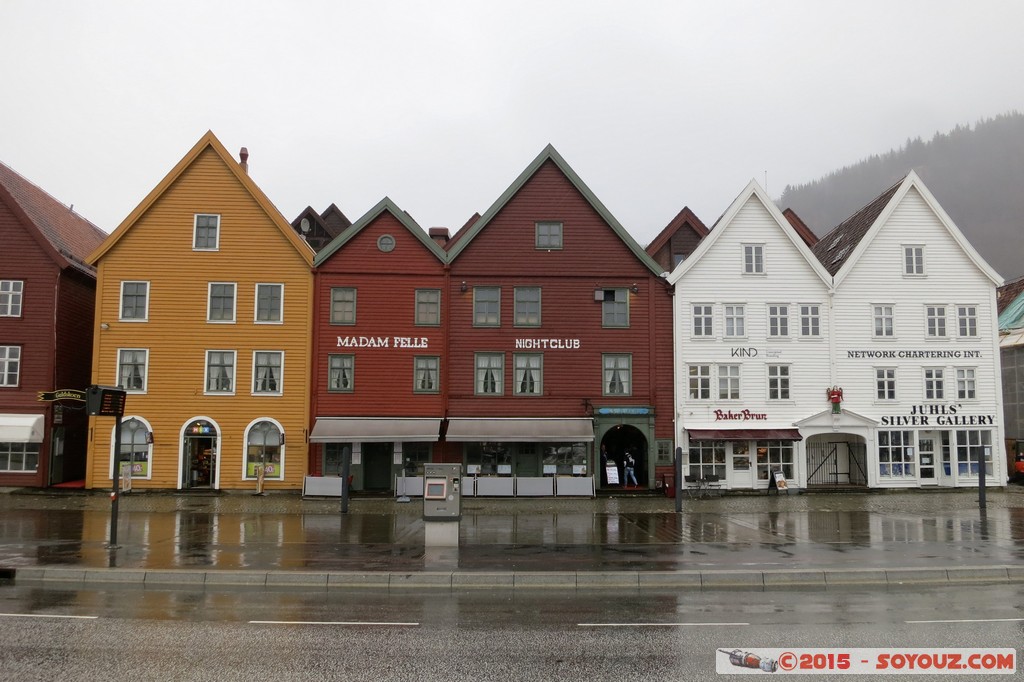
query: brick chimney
429 227 450 247
239 147 249 174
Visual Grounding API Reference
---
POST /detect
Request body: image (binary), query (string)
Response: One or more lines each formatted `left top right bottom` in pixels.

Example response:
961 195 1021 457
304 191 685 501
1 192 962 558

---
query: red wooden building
0 161 107 487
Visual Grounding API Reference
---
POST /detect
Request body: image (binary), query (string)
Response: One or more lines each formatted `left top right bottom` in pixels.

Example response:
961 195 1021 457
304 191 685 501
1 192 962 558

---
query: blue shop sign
596 406 651 416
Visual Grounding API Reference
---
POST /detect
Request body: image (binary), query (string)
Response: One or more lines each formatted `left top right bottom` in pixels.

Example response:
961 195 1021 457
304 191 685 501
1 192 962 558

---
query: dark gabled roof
320 203 351 236
445 144 663 276
0 160 107 275
444 212 482 251
997 274 1024 315
811 177 904 276
313 197 448 266
645 206 709 256
781 208 819 248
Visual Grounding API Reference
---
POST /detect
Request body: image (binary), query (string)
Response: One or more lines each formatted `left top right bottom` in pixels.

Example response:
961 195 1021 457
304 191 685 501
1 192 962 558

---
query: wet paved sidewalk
2 487 1023 590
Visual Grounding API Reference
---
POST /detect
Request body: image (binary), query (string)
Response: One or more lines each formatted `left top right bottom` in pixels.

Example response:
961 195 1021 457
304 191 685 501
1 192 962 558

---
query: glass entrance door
919 435 936 484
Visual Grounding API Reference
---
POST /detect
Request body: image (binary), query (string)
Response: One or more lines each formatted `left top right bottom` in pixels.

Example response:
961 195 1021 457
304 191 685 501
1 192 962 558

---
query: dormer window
904 245 925 276
743 244 764 274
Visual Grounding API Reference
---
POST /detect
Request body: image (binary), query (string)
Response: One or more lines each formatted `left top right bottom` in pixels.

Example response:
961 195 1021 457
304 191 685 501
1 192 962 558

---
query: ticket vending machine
423 463 462 521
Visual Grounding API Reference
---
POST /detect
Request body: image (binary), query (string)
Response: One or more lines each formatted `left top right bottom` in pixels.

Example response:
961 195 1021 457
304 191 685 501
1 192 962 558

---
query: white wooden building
670 172 1005 491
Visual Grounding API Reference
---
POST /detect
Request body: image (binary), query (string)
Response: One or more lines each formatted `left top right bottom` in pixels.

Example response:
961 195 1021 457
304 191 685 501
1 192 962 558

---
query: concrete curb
11 565 1023 591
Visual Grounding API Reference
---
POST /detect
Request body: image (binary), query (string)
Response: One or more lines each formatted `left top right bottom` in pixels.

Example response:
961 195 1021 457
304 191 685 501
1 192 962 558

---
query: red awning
687 428 803 441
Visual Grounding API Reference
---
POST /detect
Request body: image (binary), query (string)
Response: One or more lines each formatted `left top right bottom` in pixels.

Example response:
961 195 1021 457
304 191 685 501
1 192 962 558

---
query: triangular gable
823 171 1002 288
313 197 448 267
795 408 878 429
781 208 819 248
667 179 833 286
445 144 663 276
0 161 106 275
645 206 709 256
88 131 314 265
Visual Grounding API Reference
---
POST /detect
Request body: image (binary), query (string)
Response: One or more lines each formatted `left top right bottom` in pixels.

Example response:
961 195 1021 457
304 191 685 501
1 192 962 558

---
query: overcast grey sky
2 1 1023 245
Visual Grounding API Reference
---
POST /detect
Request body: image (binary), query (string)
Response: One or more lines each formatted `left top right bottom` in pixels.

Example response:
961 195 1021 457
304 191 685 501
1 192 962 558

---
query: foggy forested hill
778 112 1024 280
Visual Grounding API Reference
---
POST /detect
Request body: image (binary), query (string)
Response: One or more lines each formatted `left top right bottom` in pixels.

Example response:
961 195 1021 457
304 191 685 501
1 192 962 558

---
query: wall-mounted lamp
460 281 467 293
100 323 110 330
630 283 639 294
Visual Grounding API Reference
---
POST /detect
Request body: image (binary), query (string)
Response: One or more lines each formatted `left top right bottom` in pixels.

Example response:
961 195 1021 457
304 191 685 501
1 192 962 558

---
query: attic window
194 214 220 251
536 222 562 250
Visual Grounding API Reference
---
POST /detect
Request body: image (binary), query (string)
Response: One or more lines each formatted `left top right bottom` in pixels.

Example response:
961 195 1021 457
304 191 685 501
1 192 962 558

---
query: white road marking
581 618 749 622
249 620 419 626
906 618 1024 624
0 613 97 620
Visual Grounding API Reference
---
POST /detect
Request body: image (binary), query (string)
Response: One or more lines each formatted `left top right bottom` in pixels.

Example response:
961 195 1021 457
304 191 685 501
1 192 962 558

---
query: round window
377 234 396 253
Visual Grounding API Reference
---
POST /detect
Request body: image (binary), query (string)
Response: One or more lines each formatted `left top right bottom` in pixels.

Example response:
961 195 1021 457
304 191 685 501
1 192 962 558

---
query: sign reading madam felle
337 336 429 348
880 403 995 426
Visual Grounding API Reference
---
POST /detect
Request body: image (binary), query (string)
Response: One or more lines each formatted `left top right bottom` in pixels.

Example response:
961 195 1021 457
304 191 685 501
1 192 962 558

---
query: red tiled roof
781 208 819 248
0 160 106 274
811 177 904 276
997 274 1024 314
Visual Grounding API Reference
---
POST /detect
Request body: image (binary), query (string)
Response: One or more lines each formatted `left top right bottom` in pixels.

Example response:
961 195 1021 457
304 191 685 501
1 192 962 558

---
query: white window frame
119 281 150 322
328 354 354 393
513 353 543 396
415 289 441 327
956 367 977 400
743 244 765 274
0 345 21 387
413 356 440 394
252 351 284 395
602 353 632 397
718 364 740 400
800 304 820 338
117 348 149 393
692 304 713 338
875 367 896 401
878 430 915 478
254 283 284 324
724 304 745 338
207 282 237 323
204 350 236 395
923 367 945 401
903 244 925 276
873 304 895 338
330 287 357 325
475 352 504 396
957 305 978 338
768 304 789 338
767 364 790 400
0 280 24 317
925 305 947 338
535 221 563 250
688 364 711 400
193 214 220 251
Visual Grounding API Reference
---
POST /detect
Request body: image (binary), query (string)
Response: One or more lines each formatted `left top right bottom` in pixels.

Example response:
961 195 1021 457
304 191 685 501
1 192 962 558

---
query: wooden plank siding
87 138 314 491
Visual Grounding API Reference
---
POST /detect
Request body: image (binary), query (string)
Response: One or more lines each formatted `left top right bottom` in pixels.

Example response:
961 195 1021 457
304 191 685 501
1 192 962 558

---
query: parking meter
423 463 462 521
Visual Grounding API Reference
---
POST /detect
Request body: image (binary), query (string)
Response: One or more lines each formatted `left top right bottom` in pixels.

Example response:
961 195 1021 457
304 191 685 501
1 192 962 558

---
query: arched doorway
600 424 648 489
182 418 218 489
805 434 868 488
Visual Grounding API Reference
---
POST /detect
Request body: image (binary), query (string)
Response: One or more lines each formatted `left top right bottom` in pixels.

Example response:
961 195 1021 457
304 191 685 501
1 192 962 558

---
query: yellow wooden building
85 132 314 491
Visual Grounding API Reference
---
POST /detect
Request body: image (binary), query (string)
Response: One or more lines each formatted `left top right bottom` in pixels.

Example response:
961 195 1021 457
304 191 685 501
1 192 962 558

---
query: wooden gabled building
0 161 107 487
85 132 315 491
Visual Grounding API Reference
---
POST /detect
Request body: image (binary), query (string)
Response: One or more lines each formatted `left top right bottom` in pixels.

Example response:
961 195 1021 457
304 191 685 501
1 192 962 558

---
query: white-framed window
688 364 711 399
926 305 947 338
414 356 439 393
743 244 765 274
692 304 713 337
875 367 896 400
207 282 236 323
328 354 354 392
873 304 895 338
903 245 925 276
755 440 794 482
252 351 283 395
244 419 284 481
601 288 629 327
956 368 976 400
193 214 220 250
603 354 632 396
688 440 725 479
514 287 541 327
536 221 563 250
513 353 542 395
768 364 790 400
415 289 441 326
119 281 149 321
0 442 39 472
718 364 740 400
117 417 153 479
955 429 992 477
0 345 21 387
330 287 356 325
117 348 148 392
255 283 283 323
204 350 236 394
724 305 745 338
923 368 944 400
878 430 915 477
957 305 978 337
800 304 820 337
768 304 789 338
475 352 504 395
474 287 501 327
0 280 24 317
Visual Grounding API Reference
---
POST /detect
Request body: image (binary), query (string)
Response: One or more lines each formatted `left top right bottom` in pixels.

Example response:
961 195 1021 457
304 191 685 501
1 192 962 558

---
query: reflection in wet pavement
1 489 1023 574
